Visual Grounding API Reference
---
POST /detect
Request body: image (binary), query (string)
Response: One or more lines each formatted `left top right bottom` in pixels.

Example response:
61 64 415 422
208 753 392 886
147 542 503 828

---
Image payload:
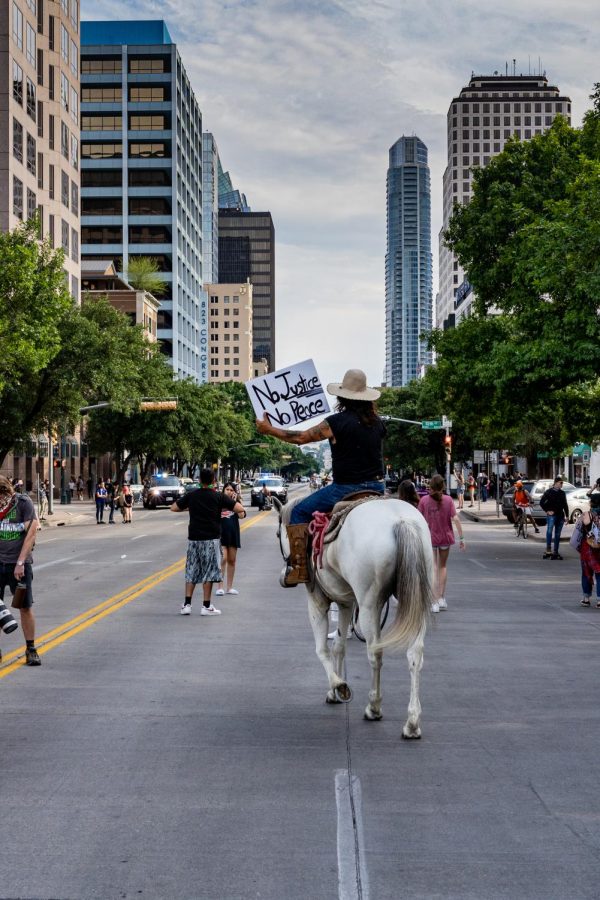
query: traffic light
444 434 452 460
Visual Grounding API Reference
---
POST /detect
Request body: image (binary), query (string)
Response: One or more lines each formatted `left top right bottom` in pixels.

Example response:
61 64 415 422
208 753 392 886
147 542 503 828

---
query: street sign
422 419 442 429
442 415 453 428
473 450 485 464
490 451 499 464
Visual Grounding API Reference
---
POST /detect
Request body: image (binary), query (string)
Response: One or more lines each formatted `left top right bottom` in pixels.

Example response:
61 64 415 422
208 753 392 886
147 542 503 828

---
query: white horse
275 496 434 738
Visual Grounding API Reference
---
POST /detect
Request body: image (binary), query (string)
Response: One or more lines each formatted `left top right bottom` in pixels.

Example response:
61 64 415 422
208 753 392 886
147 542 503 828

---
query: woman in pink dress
418 474 466 613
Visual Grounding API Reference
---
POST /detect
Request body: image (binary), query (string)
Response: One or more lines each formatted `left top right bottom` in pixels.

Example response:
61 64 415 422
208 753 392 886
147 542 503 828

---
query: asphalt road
1 492 600 900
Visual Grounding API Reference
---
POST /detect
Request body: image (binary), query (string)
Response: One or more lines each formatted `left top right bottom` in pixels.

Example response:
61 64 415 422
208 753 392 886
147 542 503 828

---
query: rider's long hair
335 397 379 427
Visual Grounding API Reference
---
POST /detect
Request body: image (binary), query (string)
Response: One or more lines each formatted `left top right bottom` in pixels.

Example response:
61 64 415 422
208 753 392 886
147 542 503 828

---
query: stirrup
279 564 297 588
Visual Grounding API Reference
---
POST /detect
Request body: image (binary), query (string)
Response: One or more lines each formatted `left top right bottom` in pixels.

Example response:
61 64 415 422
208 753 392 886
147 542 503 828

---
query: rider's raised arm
256 414 333 446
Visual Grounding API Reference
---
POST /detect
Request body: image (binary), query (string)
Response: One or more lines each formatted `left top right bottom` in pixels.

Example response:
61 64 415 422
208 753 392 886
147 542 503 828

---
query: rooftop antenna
513 58 516 76
505 60 508 76
528 55 531 75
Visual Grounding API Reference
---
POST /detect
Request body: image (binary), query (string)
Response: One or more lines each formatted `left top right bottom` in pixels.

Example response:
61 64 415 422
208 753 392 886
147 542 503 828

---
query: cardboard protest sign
245 359 330 427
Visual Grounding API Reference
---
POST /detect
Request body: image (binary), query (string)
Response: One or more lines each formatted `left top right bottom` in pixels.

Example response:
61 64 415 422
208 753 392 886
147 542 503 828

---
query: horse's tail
377 518 432 651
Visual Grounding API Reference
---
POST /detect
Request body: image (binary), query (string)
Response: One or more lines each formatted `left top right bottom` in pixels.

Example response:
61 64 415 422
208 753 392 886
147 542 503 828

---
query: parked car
142 475 185 509
127 483 144 504
250 476 288 506
502 479 578 522
559 487 591 523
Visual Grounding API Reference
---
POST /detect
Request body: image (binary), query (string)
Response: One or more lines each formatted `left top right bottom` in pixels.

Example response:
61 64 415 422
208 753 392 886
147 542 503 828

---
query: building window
26 0 36 11
61 121 69 159
129 142 168 158
12 3 23 50
71 228 78 262
26 132 36 174
37 151 43 188
71 180 78 214
37 100 43 135
70 0 78 26
129 115 166 130
26 21 36 66
70 38 77 76
129 86 166 102
70 133 78 169
60 23 68 62
129 57 168 73
61 170 69 208
13 60 23 104
81 57 121 74
61 219 69 253
48 114 55 149
13 176 23 218
27 187 36 220
81 142 122 159
48 213 55 247
60 72 69 111
49 164 54 199
81 114 122 131
48 63 55 100
26 78 36 120
12 118 23 162
70 86 78 124
81 85 122 102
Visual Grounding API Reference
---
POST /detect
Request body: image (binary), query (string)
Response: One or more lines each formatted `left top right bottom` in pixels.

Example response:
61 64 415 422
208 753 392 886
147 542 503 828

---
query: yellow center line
0 510 269 678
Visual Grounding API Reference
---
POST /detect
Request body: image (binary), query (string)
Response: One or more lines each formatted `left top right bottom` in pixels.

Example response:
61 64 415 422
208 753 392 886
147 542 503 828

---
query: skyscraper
218 209 275 370
385 136 432 387
0 0 81 298
80 20 206 381
437 72 571 330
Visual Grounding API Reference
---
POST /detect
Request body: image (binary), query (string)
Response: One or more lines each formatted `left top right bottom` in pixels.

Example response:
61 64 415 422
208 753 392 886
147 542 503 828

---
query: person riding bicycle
256 368 385 585
256 482 271 511
513 480 540 534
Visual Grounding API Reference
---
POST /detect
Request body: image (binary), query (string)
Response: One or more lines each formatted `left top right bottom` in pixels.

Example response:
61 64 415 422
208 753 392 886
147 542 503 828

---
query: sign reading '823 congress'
245 359 330 427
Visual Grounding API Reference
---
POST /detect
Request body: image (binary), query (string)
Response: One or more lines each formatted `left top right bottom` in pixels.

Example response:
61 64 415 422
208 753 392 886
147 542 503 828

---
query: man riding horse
257 368 386 585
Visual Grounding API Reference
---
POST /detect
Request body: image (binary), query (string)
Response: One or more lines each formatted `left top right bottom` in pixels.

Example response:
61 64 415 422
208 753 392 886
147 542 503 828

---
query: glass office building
218 209 275 370
385 136 432 386
80 20 207 381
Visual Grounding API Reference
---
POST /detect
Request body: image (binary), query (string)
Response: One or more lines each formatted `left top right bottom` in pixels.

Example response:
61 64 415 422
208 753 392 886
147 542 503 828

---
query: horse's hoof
401 726 422 739
364 708 382 721
326 692 342 704
334 684 352 703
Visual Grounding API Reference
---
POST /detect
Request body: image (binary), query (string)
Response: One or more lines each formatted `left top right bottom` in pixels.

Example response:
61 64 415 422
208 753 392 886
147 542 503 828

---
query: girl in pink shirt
418 474 465 613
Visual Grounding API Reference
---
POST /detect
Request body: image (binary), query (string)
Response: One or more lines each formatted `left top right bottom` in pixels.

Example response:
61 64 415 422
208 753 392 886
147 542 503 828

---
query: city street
1 491 600 899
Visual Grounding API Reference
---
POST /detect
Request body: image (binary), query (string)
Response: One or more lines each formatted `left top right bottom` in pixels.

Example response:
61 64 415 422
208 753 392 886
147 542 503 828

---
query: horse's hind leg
307 592 351 704
402 626 426 739
357 598 384 721
329 602 354 702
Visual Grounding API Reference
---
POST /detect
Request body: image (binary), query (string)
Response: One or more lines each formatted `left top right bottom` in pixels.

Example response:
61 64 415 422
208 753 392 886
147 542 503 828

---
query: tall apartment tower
205 282 254 384
80 20 206 381
218 209 275 370
1 0 80 296
202 133 219 285
437 72 571 330
385 136 432 387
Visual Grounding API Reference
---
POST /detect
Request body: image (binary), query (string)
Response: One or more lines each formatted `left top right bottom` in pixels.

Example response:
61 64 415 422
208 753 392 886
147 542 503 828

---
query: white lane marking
130 534 148 541
470 559 490 570
335 770 369 900
35 556 74 571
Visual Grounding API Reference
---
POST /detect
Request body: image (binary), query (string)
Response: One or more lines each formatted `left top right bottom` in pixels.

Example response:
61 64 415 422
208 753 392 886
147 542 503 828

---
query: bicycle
514 506 528 539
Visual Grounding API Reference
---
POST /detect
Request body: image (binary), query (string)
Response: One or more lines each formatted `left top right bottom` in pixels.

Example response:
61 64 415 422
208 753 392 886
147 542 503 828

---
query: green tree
434 100 600 468
124 256 167 296
0 219 72 393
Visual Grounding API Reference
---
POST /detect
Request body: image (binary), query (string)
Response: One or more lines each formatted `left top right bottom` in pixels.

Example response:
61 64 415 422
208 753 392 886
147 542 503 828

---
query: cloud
83 0 600 388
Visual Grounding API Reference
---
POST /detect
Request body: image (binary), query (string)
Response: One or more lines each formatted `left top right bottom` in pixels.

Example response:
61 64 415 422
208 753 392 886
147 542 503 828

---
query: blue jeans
545 514 564 554
290 481 385 524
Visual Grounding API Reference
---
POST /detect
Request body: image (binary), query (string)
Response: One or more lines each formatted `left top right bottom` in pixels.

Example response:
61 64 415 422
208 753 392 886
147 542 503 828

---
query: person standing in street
122 485 134 524
0 475 41 665
106 479 116 524
418 474 466 613
215 482 246 596
576 491 600 606
467 472 476 507
171 468 244 616
95 480 107 524
38 481 48 521
540 476 570 559
76 476 84 501
455 470 465 509
86 476 93 500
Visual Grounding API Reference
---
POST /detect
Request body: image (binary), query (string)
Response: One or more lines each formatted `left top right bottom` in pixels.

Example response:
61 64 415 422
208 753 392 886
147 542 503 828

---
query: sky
83 0 600 393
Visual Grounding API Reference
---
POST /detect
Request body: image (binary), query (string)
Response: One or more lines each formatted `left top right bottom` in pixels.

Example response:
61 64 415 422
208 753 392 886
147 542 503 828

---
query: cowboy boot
281 523 310 587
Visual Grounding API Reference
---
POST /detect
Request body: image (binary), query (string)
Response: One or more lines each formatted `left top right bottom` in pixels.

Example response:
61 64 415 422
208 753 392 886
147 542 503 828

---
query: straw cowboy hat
326 369 381 401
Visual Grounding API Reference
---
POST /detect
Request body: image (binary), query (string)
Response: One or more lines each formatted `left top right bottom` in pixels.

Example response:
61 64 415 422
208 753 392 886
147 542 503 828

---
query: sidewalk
459 499 573 543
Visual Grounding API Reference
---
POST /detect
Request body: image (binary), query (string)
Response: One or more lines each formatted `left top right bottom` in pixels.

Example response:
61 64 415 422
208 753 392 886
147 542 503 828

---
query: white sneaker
180 604 191 615
215 588 225 596
438 598 448 611
226 588 239 595
200 605 221 616
431 602 440 614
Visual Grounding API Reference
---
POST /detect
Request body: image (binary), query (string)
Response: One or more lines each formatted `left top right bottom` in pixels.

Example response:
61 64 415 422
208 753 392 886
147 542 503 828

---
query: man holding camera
0 475 40 666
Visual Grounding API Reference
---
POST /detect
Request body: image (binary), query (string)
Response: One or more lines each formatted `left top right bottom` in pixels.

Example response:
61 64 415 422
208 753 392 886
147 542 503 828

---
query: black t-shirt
326 411 386 484
175 488 236 540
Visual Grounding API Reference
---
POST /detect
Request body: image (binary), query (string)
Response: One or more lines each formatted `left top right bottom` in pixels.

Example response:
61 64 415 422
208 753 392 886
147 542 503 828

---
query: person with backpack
540 477 570 559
